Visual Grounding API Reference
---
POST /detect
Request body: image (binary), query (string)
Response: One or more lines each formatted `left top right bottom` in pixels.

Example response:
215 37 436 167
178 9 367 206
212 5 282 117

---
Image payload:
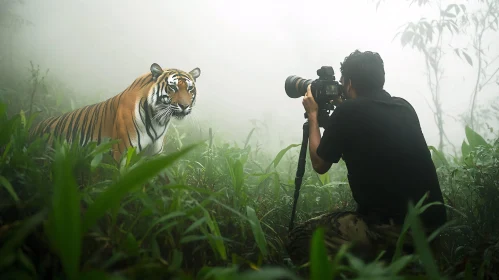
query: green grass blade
46 143 82 280
0 175 19 203
387 255 415 275
236 267 304 280
465 125 491 150
309 227 333 280
268 143 300 169
407 202 441 280
246 206 268 258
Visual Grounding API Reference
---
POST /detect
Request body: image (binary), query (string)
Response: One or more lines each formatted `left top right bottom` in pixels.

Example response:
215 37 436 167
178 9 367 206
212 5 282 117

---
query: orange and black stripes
30 91 124 147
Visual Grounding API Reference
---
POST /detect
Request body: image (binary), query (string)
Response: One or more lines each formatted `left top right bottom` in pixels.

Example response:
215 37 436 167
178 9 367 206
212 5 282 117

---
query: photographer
288 50 447 266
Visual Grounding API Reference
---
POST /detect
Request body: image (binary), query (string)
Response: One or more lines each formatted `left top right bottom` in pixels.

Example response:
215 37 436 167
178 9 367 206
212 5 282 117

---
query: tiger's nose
178 104 188 110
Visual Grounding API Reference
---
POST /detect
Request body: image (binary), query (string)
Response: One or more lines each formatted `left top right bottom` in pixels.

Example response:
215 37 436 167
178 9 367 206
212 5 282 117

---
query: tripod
288 110 330 232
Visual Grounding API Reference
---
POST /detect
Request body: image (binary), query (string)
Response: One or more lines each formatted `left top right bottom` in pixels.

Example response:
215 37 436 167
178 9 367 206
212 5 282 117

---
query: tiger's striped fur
29 63 201 162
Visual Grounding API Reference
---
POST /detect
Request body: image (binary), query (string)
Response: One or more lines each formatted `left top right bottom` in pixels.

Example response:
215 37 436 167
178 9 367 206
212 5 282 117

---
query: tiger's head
148 63 201 124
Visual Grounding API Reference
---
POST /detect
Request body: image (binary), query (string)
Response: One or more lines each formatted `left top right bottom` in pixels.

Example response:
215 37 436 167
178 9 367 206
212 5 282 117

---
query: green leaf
428 146 448 167
243 127 256 148
17 249 37 277
310 227 333 280
392 193 429 262
122 232 139 256
318 172 330 186
82 143 200 233
268 143 300 169
387 255 415 275
89 139 119 158
90 153 103 172
235 267 303 280
202 209 227 260
462 51 473 66
406 202 441 280
465 125 490 150
46 143 82 280
231 159 245 192
461 140 471 158
184 217 207 234
0 176 19 203
141 211 186 241
246 206 268 258
400 30 415 47
460 140 474 166
168 249 183 272
180 235 208 244
440 10 456 18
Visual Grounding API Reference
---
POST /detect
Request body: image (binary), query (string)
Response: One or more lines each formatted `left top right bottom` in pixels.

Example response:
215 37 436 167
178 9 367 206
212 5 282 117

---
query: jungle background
0 0 498 279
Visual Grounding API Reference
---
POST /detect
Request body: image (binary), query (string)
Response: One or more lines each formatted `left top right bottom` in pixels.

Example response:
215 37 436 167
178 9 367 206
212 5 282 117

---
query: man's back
320 89 447 228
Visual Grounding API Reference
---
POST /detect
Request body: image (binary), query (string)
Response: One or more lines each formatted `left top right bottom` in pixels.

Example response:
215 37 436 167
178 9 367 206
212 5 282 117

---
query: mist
9 0 499 155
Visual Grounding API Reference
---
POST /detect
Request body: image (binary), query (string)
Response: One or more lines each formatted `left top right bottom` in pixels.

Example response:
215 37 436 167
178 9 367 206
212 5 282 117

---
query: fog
8 0 499 155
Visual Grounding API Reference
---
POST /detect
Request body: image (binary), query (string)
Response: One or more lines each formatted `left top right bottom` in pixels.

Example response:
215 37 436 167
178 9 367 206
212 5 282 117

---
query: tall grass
0 64 498 279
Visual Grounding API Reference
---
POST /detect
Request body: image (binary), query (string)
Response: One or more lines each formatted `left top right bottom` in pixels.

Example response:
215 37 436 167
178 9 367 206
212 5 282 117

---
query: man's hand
302 84 318 117
301 84 334 174
332 95 344 106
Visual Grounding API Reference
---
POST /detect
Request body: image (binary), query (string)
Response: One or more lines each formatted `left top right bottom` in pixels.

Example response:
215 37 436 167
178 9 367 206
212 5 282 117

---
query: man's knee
286 211 375 266
334 212 371 243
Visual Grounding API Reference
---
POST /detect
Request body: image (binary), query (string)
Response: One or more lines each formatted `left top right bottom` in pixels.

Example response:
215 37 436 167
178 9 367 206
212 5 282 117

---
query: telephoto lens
284 75 313 98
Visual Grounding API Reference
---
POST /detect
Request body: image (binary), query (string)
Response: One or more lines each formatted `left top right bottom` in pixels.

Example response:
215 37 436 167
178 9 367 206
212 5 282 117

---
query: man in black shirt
287 50 447 266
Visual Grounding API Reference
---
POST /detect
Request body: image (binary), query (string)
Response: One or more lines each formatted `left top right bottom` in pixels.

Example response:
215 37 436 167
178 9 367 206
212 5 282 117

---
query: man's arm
302 84 343 174
308 113 333 174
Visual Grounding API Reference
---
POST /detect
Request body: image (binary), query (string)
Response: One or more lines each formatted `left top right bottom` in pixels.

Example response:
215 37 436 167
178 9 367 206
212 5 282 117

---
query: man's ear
344 78 353 92
346 78 352 88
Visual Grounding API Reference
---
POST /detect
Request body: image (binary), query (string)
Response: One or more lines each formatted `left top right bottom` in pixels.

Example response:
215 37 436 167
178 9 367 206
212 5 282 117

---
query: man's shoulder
391 96 413 106
334 92 417 113
390 96 418 114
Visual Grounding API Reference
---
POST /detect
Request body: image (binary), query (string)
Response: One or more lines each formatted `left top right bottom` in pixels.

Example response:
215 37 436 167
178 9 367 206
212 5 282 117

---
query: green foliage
0 95 497 279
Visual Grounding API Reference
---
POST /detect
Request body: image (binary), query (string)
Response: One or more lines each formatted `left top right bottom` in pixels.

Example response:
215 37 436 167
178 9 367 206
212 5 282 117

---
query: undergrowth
0 64 498 279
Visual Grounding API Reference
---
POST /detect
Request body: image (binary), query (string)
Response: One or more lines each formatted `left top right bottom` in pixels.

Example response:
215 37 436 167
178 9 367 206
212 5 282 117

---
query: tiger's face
149 63 201 124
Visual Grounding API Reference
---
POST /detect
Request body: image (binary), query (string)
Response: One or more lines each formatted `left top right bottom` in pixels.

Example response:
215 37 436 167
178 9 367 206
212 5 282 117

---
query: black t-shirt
316 89 447 228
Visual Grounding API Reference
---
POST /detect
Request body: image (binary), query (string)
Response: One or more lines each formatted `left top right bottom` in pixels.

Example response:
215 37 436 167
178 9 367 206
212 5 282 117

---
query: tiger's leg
111 137 127 164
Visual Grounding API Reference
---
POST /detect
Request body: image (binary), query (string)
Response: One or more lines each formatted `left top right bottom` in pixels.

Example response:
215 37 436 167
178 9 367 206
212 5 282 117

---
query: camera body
284 66 345 111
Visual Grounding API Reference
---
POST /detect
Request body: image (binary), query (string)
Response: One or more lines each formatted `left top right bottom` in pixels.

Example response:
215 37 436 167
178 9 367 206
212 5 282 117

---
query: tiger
29 63 201 163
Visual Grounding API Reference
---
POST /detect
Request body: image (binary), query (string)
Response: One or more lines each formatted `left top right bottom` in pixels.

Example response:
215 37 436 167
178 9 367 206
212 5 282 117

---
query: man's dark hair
340 50 385 95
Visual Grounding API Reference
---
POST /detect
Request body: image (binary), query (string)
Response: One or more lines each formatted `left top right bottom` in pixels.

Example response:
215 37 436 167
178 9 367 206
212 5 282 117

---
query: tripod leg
288 121 310 232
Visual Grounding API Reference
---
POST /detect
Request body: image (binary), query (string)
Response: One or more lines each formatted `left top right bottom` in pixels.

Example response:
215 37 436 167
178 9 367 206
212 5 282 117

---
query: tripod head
303 108 331 128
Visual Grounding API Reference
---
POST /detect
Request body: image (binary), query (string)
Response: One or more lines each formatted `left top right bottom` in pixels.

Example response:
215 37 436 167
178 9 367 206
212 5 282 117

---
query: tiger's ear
189 67 201 81
150 63 164 80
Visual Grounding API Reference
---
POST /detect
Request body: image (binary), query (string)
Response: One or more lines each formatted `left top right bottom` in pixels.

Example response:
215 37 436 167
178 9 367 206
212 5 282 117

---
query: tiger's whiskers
153 105 174 122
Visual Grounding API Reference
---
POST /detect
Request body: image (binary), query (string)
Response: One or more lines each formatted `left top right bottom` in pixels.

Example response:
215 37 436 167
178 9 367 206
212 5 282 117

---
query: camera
284 66 345 111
